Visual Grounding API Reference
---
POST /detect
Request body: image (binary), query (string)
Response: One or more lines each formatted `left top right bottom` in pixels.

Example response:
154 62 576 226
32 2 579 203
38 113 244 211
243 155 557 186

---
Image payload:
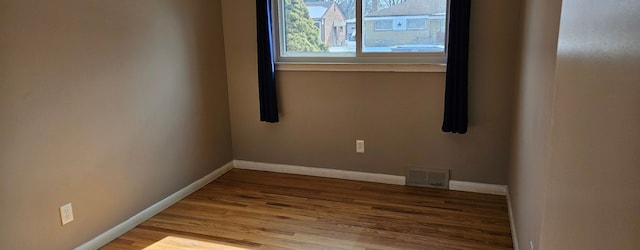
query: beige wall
0 1 232 249
509 0 562 249
222 0 522 184
512 0 640 248
540 0 640 248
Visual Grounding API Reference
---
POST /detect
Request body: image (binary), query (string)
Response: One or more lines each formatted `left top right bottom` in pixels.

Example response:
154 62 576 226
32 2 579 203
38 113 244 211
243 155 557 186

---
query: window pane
374 20 393 30
281 0 355 57
363 0 447 53
407 18 427 30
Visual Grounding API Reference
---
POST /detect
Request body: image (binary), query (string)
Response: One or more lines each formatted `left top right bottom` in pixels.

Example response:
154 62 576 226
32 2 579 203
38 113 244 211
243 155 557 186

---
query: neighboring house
364 0 446 48
346 18 356 41
305 1 346 47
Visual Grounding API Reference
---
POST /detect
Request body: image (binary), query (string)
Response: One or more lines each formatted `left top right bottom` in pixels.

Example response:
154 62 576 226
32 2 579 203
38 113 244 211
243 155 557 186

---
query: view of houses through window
279 0 447 57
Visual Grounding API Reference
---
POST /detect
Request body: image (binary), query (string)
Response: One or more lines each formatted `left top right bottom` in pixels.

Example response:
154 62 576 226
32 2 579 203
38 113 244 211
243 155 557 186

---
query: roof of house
366 0 447 17
305 1 334 19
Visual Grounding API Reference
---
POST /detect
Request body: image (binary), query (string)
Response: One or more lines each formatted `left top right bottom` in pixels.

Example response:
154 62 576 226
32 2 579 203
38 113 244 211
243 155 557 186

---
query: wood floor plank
102 169 513 250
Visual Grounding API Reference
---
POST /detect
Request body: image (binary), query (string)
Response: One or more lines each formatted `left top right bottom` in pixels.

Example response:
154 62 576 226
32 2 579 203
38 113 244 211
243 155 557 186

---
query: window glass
407 18 427 30
277 0 448 61
281 0 355 56
374 20 393 31
362 0 447 53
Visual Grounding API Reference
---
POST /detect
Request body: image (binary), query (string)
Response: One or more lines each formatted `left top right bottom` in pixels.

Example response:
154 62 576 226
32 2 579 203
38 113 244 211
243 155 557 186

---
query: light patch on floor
144 236 249 250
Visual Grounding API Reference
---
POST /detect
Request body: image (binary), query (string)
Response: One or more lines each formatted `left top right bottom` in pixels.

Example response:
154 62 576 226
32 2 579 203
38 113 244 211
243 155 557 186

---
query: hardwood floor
102 169 513 250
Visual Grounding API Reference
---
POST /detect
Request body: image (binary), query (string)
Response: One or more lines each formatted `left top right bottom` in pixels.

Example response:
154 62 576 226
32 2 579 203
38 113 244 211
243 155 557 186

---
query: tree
379 0 407 8
333 0 409 18
334 0 356 19
284 0 328 52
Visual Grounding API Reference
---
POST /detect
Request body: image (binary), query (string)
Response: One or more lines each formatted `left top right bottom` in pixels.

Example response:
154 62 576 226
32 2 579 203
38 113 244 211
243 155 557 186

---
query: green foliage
284 0 328 52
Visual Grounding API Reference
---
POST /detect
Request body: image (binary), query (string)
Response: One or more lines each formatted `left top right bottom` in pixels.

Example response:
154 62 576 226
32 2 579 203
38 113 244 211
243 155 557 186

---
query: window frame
271 0 449 66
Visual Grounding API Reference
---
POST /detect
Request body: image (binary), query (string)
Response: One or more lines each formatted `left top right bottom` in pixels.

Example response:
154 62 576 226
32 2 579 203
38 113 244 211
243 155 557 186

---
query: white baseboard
74 161 234 250
233 160 508 197
507 188 519 250
233 160 406 185
449 180 507 195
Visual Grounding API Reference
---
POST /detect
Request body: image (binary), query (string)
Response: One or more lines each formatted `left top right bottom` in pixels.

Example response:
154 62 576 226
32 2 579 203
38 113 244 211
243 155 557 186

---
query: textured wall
508 0 562 249
0 1 232 249
540 0 640 248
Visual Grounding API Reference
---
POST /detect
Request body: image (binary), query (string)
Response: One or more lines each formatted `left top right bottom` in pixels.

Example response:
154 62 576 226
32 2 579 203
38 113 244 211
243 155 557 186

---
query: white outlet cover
60 202 74 225
356 140 365 153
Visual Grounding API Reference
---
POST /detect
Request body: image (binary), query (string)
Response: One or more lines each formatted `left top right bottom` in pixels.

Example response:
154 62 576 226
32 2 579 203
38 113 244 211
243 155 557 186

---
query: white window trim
272 0 449 69
276 62 446 73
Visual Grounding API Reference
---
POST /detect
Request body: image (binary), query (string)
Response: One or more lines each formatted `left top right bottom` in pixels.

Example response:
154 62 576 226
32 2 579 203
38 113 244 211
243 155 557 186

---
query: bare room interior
1 0 638 249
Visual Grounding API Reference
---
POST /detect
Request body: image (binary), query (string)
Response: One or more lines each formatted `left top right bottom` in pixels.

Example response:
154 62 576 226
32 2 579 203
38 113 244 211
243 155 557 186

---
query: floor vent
406 168 450 189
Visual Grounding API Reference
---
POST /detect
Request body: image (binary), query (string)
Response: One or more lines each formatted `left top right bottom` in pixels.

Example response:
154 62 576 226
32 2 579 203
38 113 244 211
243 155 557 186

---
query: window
274 0 448 64
374 20 393 31
407 18 427 30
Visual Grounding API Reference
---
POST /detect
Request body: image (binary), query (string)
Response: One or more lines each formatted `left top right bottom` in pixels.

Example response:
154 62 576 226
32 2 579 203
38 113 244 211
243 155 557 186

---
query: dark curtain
256 0 279 123
442 0 471 134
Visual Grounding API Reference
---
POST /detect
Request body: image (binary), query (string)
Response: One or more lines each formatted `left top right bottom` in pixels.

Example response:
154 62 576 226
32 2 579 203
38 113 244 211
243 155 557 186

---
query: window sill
275 63 446 73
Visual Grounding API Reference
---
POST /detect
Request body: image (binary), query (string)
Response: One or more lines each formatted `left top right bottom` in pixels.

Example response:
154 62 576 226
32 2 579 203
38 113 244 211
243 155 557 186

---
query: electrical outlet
356 140 365 153
60 202 74 225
